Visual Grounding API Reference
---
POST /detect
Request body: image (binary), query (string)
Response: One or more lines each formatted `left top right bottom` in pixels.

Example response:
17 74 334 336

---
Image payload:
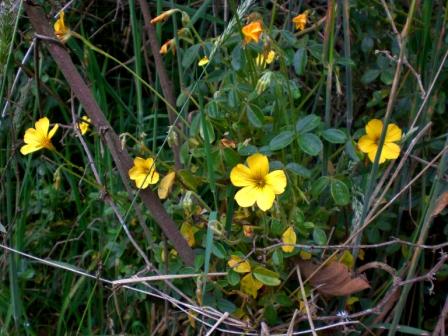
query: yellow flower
255 50 276 67
77 116 91 135
242 20 263 44
198 56 209 67
240 273 263 298
292 11 308 31
228 255 251 273
128 157 160 189
281 226 297 253
230 153 287 211
160 39 176 55
358 119 402 164
20 117 59 155
158 171 176 199
54 11 71 41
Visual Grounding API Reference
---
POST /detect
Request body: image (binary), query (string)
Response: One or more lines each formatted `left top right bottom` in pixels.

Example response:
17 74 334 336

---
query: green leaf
272 249 284 266
227 270 240 286
253 266 281 286
270 219 285 236
286 162 311 178
182 44 201 69
311 176 330 197
312 228 327 245
206 100 223 120
298 133 323 156
345 139 361 162
321 129 347 144
216 298 236 313
361 36 374 53
296 114 321 133
246 104 264 128
263 305 279 325
199 118 215 143
293 48 308 75
269 131 295 151
330 179 351 206
212 242 227 259
238 144 257 156
231 45 245 71
361 69 381 84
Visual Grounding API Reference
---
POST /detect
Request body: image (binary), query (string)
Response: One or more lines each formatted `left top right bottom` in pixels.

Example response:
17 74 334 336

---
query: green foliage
1 1 448 335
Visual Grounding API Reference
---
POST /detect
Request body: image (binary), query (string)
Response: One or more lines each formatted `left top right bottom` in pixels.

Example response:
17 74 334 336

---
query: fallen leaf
298 260 370 296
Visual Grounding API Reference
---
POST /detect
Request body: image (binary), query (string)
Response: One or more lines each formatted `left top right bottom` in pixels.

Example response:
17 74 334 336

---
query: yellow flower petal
230 163 254 187
24 128 43 145
265 170 287 195
255 185 275 211
77 116 91 135
228 255 251 273
20 144 41 155
358 135 377 154
240 273 263 298
48 124 59 139
281 226 297 253
234 185 258 208
365 119 383 139
367 149 380 163
266 50 276 64
35 117 50 135
382 142 400 160
158 171 176 199
246 153 269 179
385 123 402 143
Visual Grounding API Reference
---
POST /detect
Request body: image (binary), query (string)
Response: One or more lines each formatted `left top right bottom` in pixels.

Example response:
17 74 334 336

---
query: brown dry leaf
432 192 448 217
298 260 370 296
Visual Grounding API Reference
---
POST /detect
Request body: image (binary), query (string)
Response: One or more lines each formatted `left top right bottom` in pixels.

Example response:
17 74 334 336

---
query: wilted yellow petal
358 249 365 261
242 225 254 237
240 273 263 298
282 226 297 253
180 222 196 247
346 296 359 306
158 171 176 199
292 11 308 31
300 250 312 260
228 255 251 273
242 20 263 44
198 56 209 67
339 250 355 269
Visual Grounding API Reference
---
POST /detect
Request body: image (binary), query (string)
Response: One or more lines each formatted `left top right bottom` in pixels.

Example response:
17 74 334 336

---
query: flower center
255 177 266 188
